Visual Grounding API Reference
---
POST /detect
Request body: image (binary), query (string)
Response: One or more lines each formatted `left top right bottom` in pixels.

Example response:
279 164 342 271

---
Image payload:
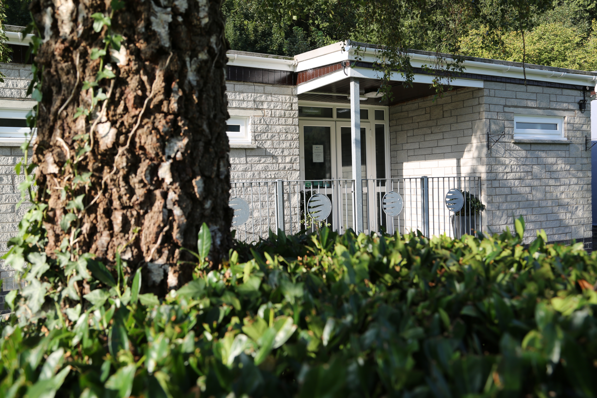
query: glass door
336 122 388 233
299 121 337 230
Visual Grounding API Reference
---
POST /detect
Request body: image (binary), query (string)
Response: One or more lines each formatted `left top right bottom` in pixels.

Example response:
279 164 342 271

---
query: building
0 28 595 301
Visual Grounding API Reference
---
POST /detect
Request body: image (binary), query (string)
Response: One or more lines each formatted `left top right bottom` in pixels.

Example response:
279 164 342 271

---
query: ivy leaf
21 279 48 313
84 289 110 308
97 69 116 81
91 13 111 32
65 304 82 322
108 34 124 50
27 252 49 278
139 293 160 308
111 0 126 11
66 195 86 212
5 290 17 311
31 88 42 102
90 48 107 60
74 107 89 119
60 213 77 232
82 81 98 91
76 256 92 280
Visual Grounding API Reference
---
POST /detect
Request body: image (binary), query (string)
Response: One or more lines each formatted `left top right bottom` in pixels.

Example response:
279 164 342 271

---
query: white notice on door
313 145 324 163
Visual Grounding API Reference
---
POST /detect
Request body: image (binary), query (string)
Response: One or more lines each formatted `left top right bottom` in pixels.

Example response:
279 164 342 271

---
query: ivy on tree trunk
29 0 233 295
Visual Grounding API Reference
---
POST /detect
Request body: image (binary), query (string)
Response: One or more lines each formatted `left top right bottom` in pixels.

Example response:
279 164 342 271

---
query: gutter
227 53 295 72
3 30 33 46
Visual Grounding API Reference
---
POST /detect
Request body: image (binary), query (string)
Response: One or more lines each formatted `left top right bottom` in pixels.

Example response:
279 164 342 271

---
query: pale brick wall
0 63 34 307
389 88 488 236
0 63 32 98
226 82 300 182
483 82 592 245
389 83 592 246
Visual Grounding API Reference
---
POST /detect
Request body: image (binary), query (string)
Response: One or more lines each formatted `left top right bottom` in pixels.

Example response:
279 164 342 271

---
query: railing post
275 179 285 233
421 176 429 237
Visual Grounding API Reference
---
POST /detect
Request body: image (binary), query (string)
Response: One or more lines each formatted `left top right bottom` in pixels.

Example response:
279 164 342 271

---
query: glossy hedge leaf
109 309 130 357
131 268 141 304
27 365 71 398
105 364 136 398
177 279 206 299
198 223 212 264
88 259 116 287
139 293 160 307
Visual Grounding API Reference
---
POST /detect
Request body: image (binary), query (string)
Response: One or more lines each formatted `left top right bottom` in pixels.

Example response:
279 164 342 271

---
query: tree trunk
30 0 232 295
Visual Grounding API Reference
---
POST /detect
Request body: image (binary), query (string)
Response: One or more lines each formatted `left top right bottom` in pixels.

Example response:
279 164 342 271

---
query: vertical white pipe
351 77 363 233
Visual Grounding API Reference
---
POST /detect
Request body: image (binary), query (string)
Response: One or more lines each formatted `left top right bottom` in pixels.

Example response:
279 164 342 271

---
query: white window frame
0 108 34 146
513 115 565 141
226 116 252 147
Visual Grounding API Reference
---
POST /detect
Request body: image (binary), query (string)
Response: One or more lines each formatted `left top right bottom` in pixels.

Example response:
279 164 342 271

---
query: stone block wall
226 82 300 182
388 82 592 246
225 82 300 241
483 82 592 246
0 62 34 308
0 63 32 99
389 88 488 236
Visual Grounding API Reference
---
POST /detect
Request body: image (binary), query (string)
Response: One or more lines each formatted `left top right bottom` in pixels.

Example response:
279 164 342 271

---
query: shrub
1 219 597 397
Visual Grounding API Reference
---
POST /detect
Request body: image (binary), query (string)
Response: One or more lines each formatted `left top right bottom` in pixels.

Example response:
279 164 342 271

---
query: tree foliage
0 1 11 80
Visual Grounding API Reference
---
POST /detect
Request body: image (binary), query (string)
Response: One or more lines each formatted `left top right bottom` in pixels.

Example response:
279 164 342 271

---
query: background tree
0 2 11 76
4 0 31 27
15 0 233 298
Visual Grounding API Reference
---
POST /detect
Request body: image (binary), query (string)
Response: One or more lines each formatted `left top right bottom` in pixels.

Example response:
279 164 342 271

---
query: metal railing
230 176 482 242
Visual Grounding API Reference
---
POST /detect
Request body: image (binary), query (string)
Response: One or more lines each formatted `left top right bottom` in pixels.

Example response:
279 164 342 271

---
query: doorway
299 106 389 233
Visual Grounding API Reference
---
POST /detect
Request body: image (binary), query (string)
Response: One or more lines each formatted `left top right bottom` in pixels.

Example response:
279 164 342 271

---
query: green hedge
2 219 597 397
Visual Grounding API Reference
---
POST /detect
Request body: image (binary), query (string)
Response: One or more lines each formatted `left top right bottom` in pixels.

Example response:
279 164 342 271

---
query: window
226 117 251 146
299 107 333 118
336 108 369 120
0 109 32 145
514 115 564 140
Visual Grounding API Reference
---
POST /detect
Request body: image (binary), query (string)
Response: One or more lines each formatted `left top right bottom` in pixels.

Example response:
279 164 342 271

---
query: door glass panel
375 110 385 121
340 127 368 232
375 124 386 180
340 127 367 179
304 126 331 181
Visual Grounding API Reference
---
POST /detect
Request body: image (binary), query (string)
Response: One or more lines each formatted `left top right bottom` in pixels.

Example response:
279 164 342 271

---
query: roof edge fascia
227 52 295 71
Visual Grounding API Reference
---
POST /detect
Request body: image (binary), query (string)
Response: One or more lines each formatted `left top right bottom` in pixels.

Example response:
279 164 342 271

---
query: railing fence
230 176 482 243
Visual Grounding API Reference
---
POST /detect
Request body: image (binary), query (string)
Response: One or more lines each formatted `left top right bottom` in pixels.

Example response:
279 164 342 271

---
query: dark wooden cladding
7 44 31 64
226 65 296 85
297 63 343 84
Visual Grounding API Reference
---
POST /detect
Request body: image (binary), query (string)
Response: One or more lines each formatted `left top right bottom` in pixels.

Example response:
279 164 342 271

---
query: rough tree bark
30 0 233 295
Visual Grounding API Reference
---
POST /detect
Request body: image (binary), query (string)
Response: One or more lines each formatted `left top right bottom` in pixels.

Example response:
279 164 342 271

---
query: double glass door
300 120 388 233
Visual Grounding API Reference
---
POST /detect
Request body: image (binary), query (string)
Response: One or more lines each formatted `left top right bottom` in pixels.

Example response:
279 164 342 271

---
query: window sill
513 139 570 145
0 137 29 147
230 143 258 149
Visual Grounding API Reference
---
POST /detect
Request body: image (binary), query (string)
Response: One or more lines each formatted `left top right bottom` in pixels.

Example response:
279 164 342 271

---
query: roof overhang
227 41 597 90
